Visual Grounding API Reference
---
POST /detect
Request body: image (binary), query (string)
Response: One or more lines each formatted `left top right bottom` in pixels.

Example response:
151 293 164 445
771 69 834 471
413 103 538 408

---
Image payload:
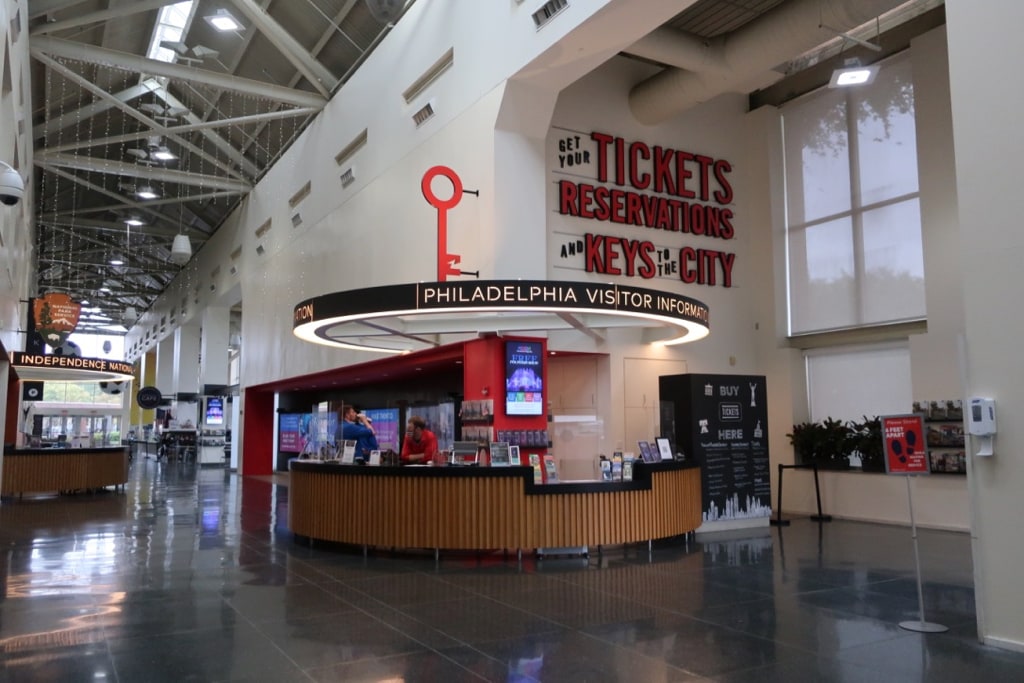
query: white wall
945 0 1024 652
0 0 34 355
743 29 970 531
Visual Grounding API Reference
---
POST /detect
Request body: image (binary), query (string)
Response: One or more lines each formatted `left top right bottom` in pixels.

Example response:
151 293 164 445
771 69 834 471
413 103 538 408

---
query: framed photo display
638 440 657 463
655 437 674 461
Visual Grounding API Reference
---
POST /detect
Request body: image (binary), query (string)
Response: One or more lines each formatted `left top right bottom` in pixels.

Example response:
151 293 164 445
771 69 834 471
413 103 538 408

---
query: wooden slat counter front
289 460 700 551
1 447 130 496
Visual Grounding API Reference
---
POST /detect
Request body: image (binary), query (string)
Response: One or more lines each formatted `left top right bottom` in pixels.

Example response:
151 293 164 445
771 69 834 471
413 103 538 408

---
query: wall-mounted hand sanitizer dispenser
968 398 996 436
968 397 996 457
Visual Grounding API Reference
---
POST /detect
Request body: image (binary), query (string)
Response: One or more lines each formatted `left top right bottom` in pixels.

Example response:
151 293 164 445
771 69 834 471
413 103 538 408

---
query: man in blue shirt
339 405 378 461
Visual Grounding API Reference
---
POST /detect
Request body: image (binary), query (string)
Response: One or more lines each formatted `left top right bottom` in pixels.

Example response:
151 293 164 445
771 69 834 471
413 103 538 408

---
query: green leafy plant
848 416 884 472
787 417 852 469
788 416 886 471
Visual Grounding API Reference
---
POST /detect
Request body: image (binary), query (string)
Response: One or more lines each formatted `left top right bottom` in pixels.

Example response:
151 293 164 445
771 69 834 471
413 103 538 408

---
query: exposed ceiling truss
26 0 404 332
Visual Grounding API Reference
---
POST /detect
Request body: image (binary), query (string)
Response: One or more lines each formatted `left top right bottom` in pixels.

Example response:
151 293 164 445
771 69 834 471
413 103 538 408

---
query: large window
783 53 925 335
806 343 912 423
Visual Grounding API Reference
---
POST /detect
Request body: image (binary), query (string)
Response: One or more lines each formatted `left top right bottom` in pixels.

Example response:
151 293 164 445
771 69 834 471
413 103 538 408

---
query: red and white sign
882 414 928 475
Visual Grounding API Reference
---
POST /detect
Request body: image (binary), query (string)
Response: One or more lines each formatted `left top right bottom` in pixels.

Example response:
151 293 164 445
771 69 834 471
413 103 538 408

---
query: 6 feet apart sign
882 414 928 475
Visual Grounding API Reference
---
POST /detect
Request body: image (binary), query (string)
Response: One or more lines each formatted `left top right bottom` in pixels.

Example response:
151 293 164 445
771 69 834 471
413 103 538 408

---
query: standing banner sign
881 413 947 633
882 414 928 475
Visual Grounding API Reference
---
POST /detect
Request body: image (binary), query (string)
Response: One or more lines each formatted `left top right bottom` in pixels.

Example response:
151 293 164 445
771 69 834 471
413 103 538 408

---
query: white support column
0 359 8 499
173 322 201 427
155 336 176 403
200 307 230 393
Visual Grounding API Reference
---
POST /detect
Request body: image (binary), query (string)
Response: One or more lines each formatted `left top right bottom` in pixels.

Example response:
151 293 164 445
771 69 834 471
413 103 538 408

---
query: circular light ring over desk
293 280 710 354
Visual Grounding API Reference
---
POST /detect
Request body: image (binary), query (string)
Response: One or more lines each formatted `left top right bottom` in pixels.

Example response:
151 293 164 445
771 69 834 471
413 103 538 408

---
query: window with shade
805 342 913 424
782 52 925 336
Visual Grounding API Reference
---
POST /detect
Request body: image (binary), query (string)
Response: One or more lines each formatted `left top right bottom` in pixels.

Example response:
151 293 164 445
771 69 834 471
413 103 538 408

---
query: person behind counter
339 405 378 461
400 415 438 464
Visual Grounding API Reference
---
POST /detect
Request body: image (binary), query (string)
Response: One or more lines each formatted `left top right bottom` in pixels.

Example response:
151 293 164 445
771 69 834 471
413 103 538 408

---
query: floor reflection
0 459 1022 682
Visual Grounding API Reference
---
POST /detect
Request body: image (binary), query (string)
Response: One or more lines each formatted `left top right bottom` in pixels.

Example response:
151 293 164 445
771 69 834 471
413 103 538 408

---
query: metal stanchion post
809 463 833 522
770 462 790 526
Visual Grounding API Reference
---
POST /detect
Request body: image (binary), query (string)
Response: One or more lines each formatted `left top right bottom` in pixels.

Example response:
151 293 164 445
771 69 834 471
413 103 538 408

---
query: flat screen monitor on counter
505 340 544 416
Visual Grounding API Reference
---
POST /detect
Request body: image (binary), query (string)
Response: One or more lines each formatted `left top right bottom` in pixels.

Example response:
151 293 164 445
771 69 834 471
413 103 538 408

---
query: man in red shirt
401 415 438 464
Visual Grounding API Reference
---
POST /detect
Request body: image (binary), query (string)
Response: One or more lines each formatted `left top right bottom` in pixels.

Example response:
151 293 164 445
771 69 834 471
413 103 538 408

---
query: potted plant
849 416 884 472
787 417 853 470
787 421 823 466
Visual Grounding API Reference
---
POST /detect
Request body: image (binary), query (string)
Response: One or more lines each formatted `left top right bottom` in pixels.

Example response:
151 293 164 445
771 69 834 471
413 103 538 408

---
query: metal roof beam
28 0 91 20
32 80 162 140
43 107 319 155
38 153 252 193
32 0 179 35
228 0 339 97
37 165 179 229
31 36 328 108
152 89 263 179
33 55 249 183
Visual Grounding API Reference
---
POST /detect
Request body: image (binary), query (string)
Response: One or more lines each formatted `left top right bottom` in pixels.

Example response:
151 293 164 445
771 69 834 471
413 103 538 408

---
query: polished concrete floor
2 460 1024 682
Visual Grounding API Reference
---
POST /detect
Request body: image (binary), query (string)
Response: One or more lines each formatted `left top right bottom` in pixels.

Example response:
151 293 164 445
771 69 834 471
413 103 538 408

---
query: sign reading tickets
882 414 928 475
32 293 81 347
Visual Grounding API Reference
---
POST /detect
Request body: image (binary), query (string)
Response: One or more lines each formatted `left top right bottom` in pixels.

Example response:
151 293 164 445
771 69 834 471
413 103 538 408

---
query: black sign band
294 280 709 352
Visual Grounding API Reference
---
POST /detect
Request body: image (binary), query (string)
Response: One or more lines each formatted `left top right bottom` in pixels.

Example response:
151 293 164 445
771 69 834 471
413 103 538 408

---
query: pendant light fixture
170 232 192 265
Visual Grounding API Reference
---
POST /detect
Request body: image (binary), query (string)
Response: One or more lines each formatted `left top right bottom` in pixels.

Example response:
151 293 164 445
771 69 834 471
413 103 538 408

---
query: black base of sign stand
770 463 833 526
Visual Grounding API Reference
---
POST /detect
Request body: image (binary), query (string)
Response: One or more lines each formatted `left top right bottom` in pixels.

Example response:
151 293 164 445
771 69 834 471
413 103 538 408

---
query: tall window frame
782 51 925 337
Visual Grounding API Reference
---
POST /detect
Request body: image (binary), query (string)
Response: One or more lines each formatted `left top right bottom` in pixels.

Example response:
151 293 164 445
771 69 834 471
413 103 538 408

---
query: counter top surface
289 458 696 495
4 446 129 456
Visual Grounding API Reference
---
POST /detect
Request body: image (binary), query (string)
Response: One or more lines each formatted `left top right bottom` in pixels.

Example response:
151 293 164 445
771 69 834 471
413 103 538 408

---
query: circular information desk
289 460 700 552
1 446 130 496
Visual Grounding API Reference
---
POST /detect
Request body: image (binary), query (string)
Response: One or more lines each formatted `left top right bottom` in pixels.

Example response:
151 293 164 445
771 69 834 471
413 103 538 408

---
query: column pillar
174 322 201 427
200 307 230 392
155 337 175 402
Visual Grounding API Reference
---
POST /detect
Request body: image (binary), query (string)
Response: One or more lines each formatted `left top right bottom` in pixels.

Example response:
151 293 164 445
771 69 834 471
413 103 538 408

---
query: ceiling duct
627 0 907 125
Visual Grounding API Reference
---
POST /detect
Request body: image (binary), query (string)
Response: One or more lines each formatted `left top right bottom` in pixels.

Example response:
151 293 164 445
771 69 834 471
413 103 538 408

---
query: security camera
0 161 25 206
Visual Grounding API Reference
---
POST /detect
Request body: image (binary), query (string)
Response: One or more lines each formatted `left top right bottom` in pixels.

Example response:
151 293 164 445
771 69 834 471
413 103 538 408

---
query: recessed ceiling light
124 216 145 226
110 258 125 266
829 59 880 88
135 186 159 200
151 147 177 161
204 8 243 32
99 287 112 293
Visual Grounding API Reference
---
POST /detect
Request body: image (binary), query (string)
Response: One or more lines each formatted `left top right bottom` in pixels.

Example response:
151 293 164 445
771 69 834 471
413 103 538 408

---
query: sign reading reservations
882 414 928 475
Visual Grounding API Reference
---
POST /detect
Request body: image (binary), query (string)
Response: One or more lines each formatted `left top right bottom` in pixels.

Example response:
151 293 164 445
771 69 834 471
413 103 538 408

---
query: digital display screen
278 413 306 453
505 340 544 416
205 397 224 426
364 408 400 452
